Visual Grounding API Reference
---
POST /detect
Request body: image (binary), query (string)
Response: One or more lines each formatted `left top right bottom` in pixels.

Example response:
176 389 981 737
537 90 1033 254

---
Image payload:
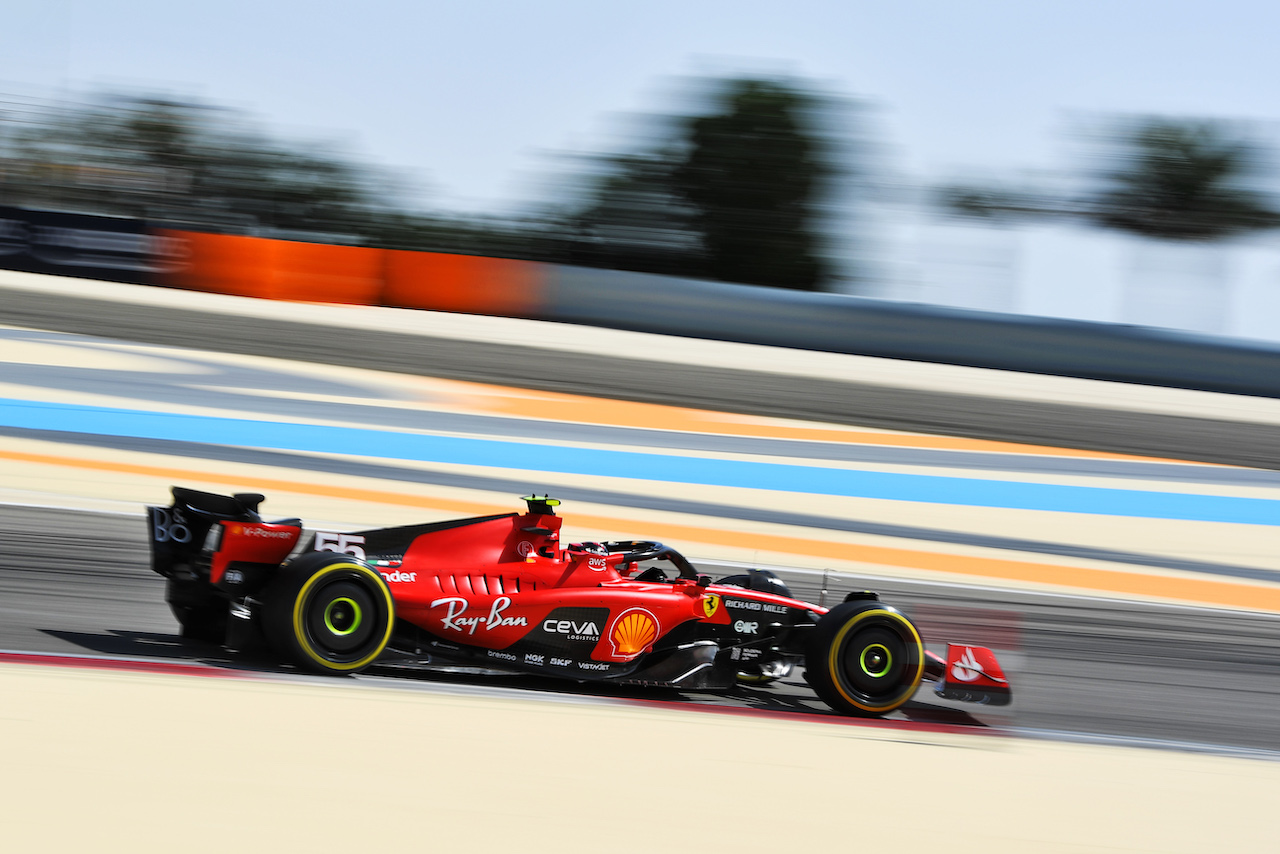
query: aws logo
608 608 659 658
702 594 720 619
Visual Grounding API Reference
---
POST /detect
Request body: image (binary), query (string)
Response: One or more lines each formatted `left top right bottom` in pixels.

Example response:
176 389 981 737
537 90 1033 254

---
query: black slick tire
805 601 925 717
166 579 228 643
261 553 394 674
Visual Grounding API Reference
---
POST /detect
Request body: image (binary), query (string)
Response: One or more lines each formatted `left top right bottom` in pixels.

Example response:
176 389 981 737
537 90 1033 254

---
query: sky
4 0 1280 216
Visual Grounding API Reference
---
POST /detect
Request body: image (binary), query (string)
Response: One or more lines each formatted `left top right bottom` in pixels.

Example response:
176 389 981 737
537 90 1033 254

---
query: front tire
262 553 394 674
805 602 924 717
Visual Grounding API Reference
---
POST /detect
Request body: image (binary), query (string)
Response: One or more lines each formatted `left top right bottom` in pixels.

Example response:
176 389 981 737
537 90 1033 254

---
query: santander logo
949 646 1009 684
950 647 983 683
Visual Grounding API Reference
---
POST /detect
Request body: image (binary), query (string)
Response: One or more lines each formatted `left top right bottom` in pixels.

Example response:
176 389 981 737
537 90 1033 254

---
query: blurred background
4 7 1280 829
3 0 1280 337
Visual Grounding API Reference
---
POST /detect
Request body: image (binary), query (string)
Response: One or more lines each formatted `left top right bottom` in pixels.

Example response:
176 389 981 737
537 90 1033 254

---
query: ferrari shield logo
702 594 720 619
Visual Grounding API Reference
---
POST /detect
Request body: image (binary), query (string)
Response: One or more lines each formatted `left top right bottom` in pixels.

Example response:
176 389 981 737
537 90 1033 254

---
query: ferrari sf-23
147 487 1010 718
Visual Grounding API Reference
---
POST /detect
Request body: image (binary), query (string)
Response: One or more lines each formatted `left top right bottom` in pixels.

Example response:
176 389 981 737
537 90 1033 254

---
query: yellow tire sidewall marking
826 608 924 713
291 562 394 672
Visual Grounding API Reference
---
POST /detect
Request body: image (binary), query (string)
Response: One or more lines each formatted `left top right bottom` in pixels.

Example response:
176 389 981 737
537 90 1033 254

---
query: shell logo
609 608 659 658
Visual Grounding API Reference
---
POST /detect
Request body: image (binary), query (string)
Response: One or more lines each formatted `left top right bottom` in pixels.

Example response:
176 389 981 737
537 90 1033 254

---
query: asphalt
3 274 1279 754
5 282 1280 468
5 503 1278 751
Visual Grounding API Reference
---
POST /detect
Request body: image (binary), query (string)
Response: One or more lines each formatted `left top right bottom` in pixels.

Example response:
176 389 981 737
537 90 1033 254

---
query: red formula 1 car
147 487 1010 718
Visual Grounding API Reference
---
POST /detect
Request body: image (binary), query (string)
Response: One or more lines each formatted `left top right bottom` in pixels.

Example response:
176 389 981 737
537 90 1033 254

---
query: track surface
4 279 1279 754
5 283 1280 468
6 504 1278 751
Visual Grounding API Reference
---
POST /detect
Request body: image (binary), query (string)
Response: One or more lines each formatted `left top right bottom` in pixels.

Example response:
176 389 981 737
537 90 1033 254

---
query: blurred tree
0 94 388 239
938 117 1280 241
0 82 849 278
118 98 192 176
674 79 831 289
557 150 704 275
1087 119 1280 240
559 77 841 289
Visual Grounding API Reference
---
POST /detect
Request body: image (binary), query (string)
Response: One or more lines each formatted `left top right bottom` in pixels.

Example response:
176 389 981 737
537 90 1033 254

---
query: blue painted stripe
4 398 1277 526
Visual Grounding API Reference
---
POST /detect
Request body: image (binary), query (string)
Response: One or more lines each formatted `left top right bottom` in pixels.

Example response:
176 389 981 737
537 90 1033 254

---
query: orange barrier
156 230 272 299
155 230 546 316
381 249 544 317
269 239 382 305
156 231 383 305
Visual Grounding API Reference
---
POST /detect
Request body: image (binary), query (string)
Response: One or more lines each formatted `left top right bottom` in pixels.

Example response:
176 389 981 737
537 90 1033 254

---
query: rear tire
166 579 228 644
261 553 394 674
805 601 924 717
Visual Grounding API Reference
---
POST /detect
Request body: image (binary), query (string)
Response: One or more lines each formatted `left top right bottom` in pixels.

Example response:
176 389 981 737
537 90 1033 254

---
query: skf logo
609 608 658 658
702 594 720 619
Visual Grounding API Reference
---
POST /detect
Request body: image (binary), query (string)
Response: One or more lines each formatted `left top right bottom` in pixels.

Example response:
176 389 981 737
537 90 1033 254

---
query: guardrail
543 265 1280 398
3 207 1279 398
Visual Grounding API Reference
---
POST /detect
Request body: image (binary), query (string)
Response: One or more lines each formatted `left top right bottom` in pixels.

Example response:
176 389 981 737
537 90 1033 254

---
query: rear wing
147 487 263 578
147 487 299 595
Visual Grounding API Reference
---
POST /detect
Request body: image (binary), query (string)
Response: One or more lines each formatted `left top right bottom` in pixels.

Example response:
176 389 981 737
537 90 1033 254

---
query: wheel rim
323 597 363 636
837 618 918 705
859 643 892 678
303 578 379 658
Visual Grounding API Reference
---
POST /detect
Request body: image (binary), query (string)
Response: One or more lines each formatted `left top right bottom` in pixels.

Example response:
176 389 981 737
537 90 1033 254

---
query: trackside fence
2 208 1279 398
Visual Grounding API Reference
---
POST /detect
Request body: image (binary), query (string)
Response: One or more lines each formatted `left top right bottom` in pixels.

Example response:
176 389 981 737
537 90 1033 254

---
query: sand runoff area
0 658 1274 853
